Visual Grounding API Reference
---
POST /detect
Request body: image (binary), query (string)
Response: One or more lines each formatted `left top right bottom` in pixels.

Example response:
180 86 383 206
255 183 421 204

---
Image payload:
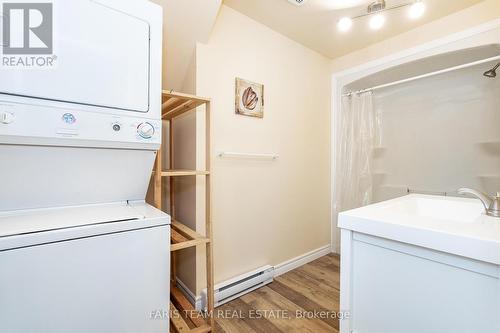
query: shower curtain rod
342 55 500 97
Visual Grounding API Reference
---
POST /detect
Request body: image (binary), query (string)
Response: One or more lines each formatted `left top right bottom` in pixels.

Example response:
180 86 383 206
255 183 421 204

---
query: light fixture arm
349 0 421 20
337 0 425 32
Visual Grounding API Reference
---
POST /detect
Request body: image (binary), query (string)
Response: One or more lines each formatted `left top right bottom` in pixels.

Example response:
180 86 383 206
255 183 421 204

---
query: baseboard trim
274 244 332 277
175 278 203 311
175 244 332 310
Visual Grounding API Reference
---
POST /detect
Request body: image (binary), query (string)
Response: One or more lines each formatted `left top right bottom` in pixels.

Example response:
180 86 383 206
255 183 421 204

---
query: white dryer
0 0 169 332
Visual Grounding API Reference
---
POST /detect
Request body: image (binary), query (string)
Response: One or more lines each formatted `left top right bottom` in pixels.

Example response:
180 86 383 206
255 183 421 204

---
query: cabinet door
0 226 170 333
351 235 500 333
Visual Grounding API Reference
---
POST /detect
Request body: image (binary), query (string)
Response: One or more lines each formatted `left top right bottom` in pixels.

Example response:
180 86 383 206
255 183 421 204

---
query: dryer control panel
0 100 161 149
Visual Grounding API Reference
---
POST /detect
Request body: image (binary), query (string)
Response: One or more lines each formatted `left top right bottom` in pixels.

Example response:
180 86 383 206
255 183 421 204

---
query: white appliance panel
0 225 170 333
0 145 157 211
0 201 170 249
0 99 162 148
0 0 150 112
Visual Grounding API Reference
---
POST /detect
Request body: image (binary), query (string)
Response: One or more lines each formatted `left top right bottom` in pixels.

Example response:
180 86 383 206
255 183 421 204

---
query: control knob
137 122 155 139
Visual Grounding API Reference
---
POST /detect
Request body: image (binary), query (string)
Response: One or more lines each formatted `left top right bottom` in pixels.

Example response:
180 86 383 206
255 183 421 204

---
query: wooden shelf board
162 91 210 120
163 100 206 120
162 90 210 103
171 220 210 252
170 303 191 333
162 170 210 177
171 284 212 333
189 326 212 333
171 228 189 244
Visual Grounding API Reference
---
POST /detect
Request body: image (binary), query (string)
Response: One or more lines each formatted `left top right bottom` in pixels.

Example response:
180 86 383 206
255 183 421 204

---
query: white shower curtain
333 92 376 244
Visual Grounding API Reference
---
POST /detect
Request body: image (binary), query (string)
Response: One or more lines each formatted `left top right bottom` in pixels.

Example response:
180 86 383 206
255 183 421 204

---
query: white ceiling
223 0 484 59
151 0 484 90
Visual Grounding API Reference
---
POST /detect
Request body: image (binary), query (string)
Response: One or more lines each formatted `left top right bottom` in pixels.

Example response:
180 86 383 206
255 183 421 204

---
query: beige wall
195 5 332 288
163 0 500 297
151 0 221 91
331 0 500 72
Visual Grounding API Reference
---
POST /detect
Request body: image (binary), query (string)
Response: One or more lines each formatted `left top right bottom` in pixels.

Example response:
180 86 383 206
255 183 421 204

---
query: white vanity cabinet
338 194 500 333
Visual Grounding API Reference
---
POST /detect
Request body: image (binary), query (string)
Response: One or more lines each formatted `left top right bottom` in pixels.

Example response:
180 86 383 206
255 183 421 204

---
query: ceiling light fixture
337 0 426 33
337 17 353 32
408 1 426 19
368 0 386 13
369 14 386 30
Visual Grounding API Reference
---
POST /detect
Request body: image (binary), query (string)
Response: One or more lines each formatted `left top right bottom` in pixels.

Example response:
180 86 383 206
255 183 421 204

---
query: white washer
0 202 170 333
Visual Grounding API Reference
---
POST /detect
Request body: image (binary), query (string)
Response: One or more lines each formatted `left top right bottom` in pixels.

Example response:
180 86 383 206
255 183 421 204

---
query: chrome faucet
458 188 500 217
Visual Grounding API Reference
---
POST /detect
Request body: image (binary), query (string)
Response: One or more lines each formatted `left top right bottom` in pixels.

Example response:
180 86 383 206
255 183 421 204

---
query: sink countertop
338 194 500 265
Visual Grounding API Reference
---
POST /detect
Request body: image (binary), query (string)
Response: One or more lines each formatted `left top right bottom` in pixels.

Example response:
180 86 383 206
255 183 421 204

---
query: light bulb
409 1 426 19
337 17 353 32
369 14 385 30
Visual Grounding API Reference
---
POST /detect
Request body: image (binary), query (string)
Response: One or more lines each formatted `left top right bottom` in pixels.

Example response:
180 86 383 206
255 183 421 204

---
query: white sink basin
386 196 484 223
338 194 500 333
338 194 500 265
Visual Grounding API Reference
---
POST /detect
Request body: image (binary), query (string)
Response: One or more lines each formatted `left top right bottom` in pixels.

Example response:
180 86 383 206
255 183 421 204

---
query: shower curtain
333 92 377 244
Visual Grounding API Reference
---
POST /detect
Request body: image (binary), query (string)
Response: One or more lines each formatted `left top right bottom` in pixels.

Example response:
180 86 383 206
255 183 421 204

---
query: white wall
195 5 332 288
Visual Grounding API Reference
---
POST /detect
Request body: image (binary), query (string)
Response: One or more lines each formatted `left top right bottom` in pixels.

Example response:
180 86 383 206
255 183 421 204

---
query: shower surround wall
332 18 500 251
371 60 500 202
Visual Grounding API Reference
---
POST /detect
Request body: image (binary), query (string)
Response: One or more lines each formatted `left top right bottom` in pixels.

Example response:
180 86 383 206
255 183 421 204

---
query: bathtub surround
331 1 500 252
370 58 500 201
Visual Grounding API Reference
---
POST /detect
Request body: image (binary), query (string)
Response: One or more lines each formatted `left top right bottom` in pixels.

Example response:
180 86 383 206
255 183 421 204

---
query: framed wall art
235 78 264 118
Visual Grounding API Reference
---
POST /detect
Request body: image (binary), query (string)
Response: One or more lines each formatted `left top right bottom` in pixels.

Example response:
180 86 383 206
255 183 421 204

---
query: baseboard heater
201 265 274 309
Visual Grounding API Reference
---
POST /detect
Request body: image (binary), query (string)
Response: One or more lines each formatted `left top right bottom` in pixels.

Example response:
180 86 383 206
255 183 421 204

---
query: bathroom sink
338 194 500 265
338 194 500 333
384 195 484 223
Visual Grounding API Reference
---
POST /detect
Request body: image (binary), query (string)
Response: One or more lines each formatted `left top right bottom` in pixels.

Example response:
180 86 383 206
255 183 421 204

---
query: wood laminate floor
214 254 341 333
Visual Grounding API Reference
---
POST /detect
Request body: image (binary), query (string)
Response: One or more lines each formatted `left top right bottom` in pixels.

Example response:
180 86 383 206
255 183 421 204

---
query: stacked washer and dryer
0 1 170 332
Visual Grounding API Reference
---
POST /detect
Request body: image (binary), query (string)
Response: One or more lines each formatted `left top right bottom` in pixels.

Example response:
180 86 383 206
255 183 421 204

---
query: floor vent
201 265 274 309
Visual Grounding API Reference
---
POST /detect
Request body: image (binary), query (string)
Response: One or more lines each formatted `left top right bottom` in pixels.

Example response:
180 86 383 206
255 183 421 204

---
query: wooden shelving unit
162 170 210 177
153 90 214 333
171 220 210 252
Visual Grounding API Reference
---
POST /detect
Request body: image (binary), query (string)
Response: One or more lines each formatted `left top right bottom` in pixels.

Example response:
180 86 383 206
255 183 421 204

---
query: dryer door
0 0 151 112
